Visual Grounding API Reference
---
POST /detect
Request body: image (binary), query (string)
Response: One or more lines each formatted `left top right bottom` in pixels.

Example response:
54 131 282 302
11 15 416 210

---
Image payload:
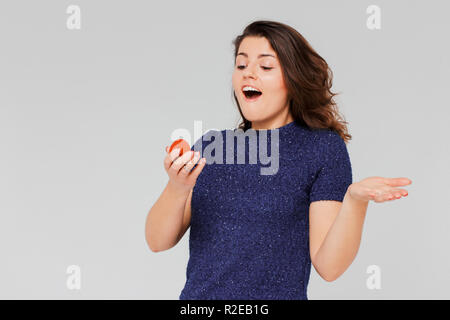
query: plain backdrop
0 0 449 299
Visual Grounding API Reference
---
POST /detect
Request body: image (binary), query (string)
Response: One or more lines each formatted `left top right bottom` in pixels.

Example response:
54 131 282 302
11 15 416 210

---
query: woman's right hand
164 146 206 195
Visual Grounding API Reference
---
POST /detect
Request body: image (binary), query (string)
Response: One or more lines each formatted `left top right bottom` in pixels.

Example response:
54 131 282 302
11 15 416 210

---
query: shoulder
310 127 343 142
311 128 347 152
306 129 350 171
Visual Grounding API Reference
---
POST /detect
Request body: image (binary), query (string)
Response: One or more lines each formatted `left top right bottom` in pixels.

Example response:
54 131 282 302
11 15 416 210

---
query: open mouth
242 88 263 101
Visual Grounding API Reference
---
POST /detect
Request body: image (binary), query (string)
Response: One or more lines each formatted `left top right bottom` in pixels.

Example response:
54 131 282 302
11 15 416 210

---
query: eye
236 65 273 71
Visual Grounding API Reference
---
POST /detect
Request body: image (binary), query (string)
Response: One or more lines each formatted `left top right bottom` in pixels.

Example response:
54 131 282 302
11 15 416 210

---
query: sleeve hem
309 192 345 204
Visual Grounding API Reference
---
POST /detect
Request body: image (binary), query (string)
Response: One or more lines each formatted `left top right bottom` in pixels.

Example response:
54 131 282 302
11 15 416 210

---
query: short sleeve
309 132 353 203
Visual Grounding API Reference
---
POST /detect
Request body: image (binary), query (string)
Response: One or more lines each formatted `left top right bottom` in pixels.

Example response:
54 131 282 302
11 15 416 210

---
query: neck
251 113 294 130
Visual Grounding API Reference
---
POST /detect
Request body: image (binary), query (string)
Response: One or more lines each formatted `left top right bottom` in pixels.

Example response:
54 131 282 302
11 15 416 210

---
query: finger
169 148 181 162
164 148 176 171
385 188 409 198
179 152 201 177
376 193 392 202
189 157 207 179
163 154 171 171
384 177 412 187
380 190 396 201
393 188 409 197
385 190 409 201
393 191 408 199
171 151 195 174
164 148 181 172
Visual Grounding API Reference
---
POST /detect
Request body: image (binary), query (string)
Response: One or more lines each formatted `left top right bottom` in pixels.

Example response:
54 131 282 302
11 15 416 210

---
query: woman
145 20 412 300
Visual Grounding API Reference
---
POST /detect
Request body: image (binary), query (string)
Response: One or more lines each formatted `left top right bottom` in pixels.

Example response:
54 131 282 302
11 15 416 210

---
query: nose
242 64 258 79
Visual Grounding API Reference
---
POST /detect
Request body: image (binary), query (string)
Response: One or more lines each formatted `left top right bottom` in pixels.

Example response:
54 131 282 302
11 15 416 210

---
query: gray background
0 0 448 299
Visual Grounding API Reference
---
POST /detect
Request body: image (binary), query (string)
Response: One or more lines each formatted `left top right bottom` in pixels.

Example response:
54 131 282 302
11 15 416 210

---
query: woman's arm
145 146 206 252
310 187 369 282
310 177 411 281
145 182 191 252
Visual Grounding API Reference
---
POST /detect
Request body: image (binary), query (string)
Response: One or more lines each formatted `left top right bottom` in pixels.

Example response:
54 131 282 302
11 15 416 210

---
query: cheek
263 73 288 99
232 72 240 92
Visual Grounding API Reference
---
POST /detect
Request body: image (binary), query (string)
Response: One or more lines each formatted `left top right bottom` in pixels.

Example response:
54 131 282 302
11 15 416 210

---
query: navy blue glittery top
179 120 352 300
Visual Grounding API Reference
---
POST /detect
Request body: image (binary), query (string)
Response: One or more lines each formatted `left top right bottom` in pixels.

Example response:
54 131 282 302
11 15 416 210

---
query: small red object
169 139 194 160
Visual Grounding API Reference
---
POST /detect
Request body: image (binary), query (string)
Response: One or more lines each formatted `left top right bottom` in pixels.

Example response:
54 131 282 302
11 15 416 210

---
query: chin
239 104 265 120
240 110 264 122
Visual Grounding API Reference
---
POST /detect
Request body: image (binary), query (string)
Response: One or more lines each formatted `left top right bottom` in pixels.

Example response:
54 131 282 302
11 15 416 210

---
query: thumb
385 177 412 186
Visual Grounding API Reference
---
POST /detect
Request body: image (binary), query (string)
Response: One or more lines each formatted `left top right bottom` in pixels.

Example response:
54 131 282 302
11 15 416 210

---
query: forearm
313 185 369 281
145 182 190 252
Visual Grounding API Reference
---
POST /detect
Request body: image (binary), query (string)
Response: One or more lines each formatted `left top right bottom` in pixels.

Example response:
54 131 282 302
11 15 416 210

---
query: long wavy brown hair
231 20 351 143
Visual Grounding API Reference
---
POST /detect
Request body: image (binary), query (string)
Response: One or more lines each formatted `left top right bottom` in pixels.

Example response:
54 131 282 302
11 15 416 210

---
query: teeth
243 86 261 92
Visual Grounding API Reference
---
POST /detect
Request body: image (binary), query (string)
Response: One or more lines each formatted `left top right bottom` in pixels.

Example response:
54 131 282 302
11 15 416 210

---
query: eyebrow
236 52 276 59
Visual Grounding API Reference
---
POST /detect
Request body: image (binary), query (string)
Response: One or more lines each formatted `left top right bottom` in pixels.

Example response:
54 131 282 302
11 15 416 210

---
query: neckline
250 120 297 132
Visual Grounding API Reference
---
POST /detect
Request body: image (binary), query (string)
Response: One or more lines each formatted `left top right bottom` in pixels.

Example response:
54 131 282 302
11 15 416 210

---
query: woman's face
232 36 291 129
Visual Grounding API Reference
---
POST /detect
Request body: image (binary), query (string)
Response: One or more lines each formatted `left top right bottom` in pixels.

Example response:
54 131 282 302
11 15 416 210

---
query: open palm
349 176 412 203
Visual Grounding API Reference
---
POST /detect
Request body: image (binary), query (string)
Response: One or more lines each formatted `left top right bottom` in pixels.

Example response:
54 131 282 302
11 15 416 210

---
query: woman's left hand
348 176 412 203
